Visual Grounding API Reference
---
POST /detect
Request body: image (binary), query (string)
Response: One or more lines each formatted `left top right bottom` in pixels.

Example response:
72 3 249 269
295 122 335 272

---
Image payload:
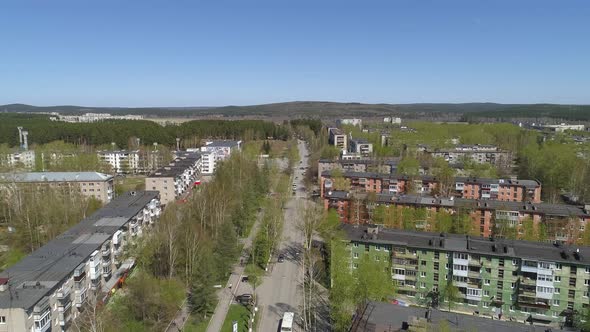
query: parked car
236 293 253 304
241 276 249 282
278 254 285 262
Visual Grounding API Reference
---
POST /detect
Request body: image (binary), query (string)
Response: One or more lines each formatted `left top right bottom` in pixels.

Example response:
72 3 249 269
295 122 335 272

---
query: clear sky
0 0 589 107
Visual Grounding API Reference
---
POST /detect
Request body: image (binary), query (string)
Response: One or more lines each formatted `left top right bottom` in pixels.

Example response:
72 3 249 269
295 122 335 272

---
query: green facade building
342 224 590 326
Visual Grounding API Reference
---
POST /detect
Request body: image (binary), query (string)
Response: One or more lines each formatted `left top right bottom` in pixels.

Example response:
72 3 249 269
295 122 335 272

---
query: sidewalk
205 209 264 332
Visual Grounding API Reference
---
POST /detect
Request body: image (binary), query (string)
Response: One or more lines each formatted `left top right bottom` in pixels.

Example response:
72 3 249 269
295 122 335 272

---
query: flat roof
204 140 241 148
0 172 113 183
352 301 557 332
0 191 159 312
148 153 201 178
342 224 590 265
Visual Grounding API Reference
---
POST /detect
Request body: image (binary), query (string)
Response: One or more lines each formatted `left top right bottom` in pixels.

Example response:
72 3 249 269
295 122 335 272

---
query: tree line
0 114 290 149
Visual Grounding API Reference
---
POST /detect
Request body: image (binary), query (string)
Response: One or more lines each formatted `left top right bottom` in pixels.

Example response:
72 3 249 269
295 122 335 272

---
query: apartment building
49 112 144 123
146 152 202 205
324 190 590 243
199 140 241 175
97 150 140 174
317 158 398 179
349 138 373 156
1 150 36 170
0 171 114 202
328 128 348 151
337 118 362 127
423 144 514 169
0 191 161 332
320 170 542 203
342 224 590 327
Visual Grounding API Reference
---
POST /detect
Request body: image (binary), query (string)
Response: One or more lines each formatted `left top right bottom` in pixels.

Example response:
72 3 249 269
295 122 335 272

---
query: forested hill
3 102 590 120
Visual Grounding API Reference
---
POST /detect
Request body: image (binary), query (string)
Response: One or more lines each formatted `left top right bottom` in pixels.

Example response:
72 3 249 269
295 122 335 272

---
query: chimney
22 130 29 150
17 126 23 146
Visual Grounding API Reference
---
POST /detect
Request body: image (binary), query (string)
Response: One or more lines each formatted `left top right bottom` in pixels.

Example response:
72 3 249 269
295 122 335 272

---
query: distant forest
0 114 289 148
2 102 590 121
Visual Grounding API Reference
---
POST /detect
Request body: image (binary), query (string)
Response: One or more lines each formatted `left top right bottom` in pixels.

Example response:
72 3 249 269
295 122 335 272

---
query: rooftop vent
492 244 497 252
503 246 508 253
428 239 433 246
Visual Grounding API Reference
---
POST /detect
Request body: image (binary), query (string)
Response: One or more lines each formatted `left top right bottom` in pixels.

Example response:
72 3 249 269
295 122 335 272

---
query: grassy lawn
221 304 252 332
183 316 210 332
115 175 146 194
243 140 289 159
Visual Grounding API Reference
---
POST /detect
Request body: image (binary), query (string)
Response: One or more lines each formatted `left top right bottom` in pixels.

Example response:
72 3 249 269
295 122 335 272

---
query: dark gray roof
319 158 400 166
148 153 201 178
342 224 590 266
352 301 562 332
0 191 159 312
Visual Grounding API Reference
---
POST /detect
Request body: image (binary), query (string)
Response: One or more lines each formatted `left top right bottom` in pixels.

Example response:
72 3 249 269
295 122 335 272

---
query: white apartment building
97 150 140 174
199 140 242 175
2 150 36 170
337 118 363 127
49 112 144 123
0 191 161 332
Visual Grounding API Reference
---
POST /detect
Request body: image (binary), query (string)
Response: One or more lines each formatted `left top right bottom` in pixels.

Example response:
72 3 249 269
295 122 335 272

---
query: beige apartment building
0 171 114 203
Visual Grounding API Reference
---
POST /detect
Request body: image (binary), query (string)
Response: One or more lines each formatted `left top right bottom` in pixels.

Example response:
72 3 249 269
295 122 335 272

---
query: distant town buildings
1 150 35 170
49 112 144 123
536 123 586 133
318 158 399 179
146 152 202 205
337 118 362 127
383 117 402 124
421 144 513 169
0 191 161 332
199 140 242 175
0 171 114 202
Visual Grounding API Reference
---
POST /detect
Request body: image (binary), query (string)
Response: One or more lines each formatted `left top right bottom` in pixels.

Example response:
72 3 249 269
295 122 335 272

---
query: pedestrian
229 283 233 289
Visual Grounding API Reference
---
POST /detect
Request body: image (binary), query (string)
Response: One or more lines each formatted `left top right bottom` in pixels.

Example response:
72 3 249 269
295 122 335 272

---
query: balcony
468 270 482 279
519 288 537 298
394 251 417 259
520 277 536 286
56 287 71 299
468 258 481 267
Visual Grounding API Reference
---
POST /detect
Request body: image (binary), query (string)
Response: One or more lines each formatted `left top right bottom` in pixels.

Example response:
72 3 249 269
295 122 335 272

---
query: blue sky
0 0 589 106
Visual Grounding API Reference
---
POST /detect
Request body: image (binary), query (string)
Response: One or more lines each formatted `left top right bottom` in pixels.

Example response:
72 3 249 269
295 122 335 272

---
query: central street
257 139 309 332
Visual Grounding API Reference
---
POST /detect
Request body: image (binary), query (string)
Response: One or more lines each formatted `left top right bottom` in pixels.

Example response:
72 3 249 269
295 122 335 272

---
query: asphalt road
257 139 309 332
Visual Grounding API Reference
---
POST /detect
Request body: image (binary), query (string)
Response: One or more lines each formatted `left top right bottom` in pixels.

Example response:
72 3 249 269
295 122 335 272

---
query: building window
555 287 560 294
555 263 562 270
483 290 490 296
375 245 380 251
421 260 427 266
420 282 426 288
511 282 516 289
434 252 439 259
0 316 5 324
585 279 590 286
512 259 518 266
353 243 358 248
484 279 490 285
555 276 561 282
353 252 359 259
353 263 358 269
553 299 560 306
584 291 589 298
586 267 590 273
421 272 426 278
375 256 380 262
